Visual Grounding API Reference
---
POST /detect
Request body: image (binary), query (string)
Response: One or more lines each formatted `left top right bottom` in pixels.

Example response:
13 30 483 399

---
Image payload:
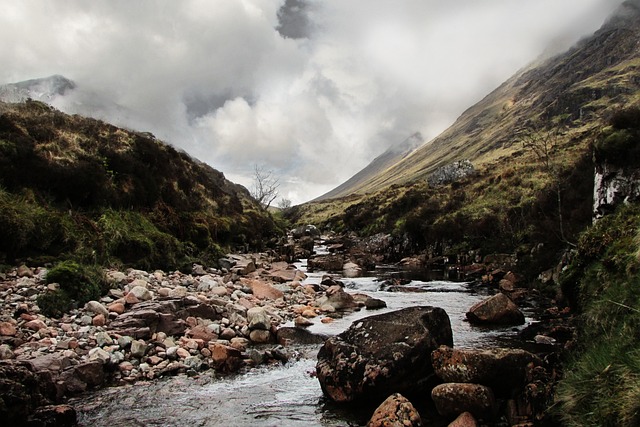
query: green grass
555 204 640 426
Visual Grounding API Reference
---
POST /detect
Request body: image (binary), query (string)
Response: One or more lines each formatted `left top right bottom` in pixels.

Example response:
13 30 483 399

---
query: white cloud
0 0 625 204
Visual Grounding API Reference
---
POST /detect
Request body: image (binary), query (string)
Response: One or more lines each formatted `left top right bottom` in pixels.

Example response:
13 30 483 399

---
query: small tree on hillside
250 164 280 209
516 122 576 247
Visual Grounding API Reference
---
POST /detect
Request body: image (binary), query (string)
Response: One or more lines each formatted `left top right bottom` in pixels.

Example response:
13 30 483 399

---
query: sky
0 0 626 205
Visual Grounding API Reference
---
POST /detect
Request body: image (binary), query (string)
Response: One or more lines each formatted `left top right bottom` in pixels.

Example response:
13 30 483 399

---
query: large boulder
431 346 542 396
316 306 453 403
367 393 422 427
466 293 525 325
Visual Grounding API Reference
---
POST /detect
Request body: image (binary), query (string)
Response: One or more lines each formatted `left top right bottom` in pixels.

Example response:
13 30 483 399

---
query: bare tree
517 123 576 247
250 164 280 209
277 197 292 210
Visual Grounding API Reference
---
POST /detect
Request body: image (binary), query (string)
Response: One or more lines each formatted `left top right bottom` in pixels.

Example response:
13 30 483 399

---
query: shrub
36 290 72 318
45 260 104 303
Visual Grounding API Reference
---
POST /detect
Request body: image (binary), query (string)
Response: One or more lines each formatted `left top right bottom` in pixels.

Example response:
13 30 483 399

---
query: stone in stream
466 293 525 325
367 393 422 427
431 346 543 396
316 306 453 403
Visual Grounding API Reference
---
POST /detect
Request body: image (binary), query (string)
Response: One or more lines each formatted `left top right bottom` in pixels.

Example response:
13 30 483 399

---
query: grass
554 204 640 426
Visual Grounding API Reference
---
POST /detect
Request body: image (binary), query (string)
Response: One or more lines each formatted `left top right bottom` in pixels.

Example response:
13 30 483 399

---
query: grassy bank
555 204 640 426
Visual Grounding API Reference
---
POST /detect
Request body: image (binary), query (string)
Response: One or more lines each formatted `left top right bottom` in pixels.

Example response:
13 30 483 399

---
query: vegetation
37 260 106 317
0 101 284 269
555 204 640 426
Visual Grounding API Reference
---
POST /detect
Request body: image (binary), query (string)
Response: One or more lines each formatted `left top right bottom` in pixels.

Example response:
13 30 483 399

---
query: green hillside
0 100 282 270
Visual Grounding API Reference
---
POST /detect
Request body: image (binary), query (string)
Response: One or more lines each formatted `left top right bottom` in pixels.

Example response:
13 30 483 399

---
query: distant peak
0 74 76 103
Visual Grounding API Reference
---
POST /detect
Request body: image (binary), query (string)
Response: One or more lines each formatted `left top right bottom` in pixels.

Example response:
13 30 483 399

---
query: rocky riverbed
0 244 573 426
0 253 395 426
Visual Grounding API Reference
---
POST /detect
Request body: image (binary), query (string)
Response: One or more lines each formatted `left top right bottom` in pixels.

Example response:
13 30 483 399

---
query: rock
294 316 314 327
367 393 422 427
431 346 543 396
466 293 525 325
0 344 14 359
130 340 147 358
169 286 187 298
317 285 356 311
247 307 271 330
249 329 272 343
0 363 57 426
209 343 243 373
448 411 478 427
220 328 236 340
307 254 344 272
17 265 34 277
25 319 48 331
88 348 110 364
187 325 218 343
245 279 284 300
276 327 328 345
128 285 153 302
29 404 77 427
85 300 109 317
431 383 496 420
343 262 362 278
92 314 106 327
107 302 125 314
0 321 17 336
108 299 189 338
316 306 453 403
124 292 140 305
29 353 72 373
95 332 113 347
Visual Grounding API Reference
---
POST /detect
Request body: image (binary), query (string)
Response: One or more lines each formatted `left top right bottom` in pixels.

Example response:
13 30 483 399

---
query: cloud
0 0 625 204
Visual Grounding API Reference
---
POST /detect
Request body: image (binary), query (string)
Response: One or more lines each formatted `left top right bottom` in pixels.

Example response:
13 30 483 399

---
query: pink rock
244 279 284 300
448 411 478 427
367 393 422 427
124 292 140 305
25 319 47 331
92 314 106 327
108 302 125 314
176 347 190 359
0 321 17 336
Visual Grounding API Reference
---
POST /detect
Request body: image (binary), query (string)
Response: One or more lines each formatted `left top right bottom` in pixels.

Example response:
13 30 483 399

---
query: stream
70 256 536 427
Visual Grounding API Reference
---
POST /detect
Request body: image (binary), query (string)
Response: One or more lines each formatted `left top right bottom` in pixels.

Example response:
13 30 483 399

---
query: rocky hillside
0 100 281 269
318 0 640 197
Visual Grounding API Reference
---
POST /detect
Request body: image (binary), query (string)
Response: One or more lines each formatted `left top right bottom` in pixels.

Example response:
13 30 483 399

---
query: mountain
0 100 281 269
317 0 640 199
315 132 424 201
0 74 76 103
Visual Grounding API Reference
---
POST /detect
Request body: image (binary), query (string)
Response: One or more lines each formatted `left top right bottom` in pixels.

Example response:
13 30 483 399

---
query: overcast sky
0 0 625 204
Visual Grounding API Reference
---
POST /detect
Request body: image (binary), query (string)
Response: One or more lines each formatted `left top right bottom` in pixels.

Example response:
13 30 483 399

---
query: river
70 257 535 427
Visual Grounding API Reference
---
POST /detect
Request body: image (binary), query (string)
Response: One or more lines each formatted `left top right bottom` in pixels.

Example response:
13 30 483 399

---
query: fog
0 0 625 204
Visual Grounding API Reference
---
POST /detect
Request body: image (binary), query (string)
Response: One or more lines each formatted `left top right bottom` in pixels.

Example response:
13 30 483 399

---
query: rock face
431 383 496 420
367 393 422 427
316 306 453 403
466 293 525 325
431 346 543 396
593 160 640 219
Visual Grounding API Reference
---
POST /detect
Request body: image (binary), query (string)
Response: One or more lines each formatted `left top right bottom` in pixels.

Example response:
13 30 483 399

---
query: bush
45 260 104 303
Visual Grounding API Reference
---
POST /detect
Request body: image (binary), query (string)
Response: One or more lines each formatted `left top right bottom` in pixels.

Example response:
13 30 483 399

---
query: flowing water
71 256 535 427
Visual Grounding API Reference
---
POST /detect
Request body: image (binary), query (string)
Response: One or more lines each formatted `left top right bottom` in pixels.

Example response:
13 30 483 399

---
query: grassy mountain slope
0 100 281 269
317 0 640 198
